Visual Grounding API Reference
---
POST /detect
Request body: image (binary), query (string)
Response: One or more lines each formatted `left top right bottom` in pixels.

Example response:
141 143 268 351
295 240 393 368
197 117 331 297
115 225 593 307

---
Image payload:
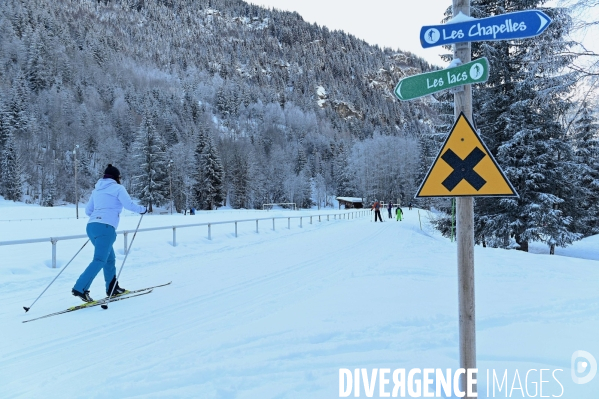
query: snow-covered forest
0 0 597 252
0 0 433 212
429 0 599 253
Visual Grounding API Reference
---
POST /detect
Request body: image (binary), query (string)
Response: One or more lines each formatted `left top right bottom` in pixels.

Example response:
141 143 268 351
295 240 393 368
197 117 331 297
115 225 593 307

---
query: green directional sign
394 57 489 101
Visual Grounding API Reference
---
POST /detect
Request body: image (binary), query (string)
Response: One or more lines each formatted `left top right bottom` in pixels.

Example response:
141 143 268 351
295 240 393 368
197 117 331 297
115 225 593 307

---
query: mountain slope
0 0 439 209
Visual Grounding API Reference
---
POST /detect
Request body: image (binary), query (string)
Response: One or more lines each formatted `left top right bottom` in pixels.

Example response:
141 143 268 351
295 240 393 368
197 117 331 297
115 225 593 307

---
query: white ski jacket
85 178 145 229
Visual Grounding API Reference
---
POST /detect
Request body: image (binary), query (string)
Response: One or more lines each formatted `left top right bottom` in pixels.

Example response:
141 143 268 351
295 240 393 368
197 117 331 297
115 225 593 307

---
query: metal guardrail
0 210 368 268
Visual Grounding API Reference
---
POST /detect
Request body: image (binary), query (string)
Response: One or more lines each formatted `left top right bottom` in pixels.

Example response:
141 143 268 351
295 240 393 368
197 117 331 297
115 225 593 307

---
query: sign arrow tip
537 12 550 33
395 81 404 100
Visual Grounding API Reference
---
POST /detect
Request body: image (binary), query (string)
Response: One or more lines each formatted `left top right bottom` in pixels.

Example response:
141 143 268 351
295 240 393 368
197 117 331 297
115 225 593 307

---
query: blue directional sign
420 10 552 49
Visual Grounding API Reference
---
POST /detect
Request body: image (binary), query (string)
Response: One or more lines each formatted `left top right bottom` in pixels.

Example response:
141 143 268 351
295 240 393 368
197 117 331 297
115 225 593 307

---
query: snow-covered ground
1 198 598 398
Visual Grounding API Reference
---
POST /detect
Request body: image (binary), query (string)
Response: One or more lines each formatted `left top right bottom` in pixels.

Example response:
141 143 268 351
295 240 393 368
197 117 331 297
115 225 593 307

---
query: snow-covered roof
336 197 363 203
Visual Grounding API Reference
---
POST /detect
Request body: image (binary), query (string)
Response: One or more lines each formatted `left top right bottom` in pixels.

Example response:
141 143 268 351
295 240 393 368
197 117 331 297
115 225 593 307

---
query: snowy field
1 198 598 398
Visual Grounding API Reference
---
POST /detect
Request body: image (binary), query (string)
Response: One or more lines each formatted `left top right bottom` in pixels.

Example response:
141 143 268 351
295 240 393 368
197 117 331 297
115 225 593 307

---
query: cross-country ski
22 290 153 323
22 282 172 323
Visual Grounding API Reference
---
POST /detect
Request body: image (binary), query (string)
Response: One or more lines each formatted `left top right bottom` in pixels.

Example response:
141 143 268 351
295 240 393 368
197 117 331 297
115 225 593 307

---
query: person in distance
372 199 383 222
396 206 404 221
72 164 147 302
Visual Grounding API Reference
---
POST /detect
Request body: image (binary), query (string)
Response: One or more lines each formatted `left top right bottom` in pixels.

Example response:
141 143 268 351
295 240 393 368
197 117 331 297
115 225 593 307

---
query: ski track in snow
1 204 599 398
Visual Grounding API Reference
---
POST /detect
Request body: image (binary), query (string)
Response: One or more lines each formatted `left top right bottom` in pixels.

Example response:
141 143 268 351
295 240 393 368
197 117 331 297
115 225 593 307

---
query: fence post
273 218 275 231
124 232 128 255
208 224 211 240
300 217 303 228
310 216 312 224
288 217 290 229
173 227 177 247
51 239 57 269
256 220 259 233
235 222 238 237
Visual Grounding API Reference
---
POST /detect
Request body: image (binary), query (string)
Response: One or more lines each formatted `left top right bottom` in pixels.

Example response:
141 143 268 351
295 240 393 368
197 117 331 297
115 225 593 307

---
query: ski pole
23 239 90 312
102 213 144 310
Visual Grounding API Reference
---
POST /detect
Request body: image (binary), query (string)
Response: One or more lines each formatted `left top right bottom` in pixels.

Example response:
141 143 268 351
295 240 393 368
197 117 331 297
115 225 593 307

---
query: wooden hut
336 197 364 209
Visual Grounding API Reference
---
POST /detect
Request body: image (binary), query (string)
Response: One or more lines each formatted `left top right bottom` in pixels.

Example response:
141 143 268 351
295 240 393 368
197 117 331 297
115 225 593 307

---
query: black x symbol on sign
441 147 487 191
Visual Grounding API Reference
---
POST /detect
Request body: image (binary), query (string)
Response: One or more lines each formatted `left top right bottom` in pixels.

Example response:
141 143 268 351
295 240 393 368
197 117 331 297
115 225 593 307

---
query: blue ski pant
73 222 117 293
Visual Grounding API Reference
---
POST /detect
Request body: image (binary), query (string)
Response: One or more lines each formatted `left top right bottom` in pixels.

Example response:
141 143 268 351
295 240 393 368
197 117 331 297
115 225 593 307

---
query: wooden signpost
391 2 552 398
452 4 477 397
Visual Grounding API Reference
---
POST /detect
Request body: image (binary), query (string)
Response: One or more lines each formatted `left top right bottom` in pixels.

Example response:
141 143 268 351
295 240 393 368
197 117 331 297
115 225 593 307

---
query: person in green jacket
396 207 403 221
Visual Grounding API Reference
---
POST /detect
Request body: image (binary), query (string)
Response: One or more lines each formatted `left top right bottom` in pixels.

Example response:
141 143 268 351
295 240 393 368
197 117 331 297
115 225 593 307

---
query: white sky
246 0 597 67
247 0 452 66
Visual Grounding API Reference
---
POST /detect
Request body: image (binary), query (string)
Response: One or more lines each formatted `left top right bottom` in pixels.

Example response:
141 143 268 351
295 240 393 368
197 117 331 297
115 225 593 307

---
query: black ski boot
107 277 127 297
72 289 94 303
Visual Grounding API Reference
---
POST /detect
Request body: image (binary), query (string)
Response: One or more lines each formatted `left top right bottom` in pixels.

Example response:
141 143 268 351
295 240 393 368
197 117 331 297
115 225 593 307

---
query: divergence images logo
572 350 597 384
424 28 440 45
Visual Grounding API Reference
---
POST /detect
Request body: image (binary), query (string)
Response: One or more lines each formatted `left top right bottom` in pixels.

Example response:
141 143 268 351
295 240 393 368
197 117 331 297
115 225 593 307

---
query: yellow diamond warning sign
416 113 518 198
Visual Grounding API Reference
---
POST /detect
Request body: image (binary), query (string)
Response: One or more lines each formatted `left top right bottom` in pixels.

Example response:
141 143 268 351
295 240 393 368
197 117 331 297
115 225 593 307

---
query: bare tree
558 0 599 79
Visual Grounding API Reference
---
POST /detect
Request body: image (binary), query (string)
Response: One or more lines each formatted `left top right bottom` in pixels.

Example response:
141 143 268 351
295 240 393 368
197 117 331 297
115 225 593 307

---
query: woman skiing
72 164 146 302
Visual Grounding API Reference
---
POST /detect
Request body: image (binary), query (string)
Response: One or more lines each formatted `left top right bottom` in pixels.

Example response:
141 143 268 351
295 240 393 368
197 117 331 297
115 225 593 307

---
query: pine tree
0 97 14 150
469 2 581 252
132 115 169 212
334 143 356 197
26 30 52 93
313 173 327 209
194 136 225 210
167 142 194 213
229 149 251 209
9 72 29 135
294 145 307 175
571 101 599 235
1 130 24 201
192 123 210 209
299 168 312 208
